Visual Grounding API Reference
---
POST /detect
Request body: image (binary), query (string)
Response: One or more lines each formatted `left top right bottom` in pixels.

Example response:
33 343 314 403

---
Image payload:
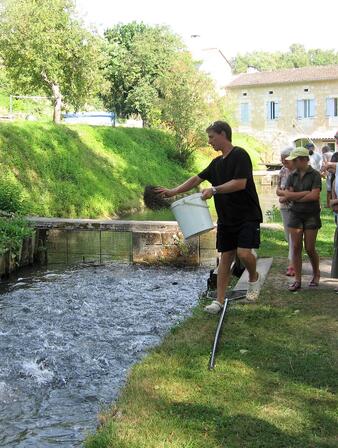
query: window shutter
309 99 315 117
266 101 270 120
326 98 335 116
275 101 280 118
297 100 303 119
240 103 249 124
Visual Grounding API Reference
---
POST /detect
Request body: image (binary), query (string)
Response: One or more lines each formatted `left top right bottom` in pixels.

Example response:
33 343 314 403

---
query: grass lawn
85 191 338 448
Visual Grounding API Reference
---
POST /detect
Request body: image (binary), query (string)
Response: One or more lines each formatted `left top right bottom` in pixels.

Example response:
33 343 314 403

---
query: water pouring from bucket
170 193 214 239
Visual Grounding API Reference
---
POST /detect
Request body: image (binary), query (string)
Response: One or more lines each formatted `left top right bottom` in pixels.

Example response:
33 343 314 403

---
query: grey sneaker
204 300 223 314
245 273 261 302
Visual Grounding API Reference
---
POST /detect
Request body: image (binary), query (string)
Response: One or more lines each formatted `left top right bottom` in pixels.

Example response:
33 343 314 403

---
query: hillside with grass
0 122 269 218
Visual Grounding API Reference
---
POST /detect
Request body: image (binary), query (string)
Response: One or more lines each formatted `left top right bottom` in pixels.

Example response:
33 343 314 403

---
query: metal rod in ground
208 298 229 370
208 291 247 370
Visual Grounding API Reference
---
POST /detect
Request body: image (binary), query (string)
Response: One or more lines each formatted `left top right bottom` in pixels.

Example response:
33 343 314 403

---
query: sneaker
204 300 223 314
245 273 261 302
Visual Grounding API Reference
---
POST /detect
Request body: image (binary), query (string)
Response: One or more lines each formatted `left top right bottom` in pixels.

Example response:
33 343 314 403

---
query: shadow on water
0 263 208 447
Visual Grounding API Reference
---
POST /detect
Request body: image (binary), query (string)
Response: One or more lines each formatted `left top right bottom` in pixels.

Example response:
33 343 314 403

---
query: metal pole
208 298 229 370
208 290 247 370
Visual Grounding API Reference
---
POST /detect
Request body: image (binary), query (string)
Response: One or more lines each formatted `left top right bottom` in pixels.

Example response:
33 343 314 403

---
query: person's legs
288 227 303 289
205 223 237 314
304 229 320 284
236 248 258 282
281 208 294 273
216 250 236 304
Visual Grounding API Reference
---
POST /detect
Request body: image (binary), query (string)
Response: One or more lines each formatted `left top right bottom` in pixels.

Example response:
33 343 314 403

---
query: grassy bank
0 122 268 218
85 258 338 448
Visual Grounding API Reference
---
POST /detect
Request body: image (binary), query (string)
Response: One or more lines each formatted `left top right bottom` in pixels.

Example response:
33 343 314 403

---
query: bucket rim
170 192 203 209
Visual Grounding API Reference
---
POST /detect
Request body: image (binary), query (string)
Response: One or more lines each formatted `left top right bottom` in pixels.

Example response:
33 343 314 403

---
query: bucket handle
181 199 209 208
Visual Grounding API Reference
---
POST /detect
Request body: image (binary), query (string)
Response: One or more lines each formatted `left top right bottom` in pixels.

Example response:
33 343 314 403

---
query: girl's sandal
288 281 301 292
309 279 319 287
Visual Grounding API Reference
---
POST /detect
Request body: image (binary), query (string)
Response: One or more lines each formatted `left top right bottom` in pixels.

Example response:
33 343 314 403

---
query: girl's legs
280 208 294 272
289 227 303 285
304 229 320 283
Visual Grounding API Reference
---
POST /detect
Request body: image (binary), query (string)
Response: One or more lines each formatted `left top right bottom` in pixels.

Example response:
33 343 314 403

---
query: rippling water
0 264 208 447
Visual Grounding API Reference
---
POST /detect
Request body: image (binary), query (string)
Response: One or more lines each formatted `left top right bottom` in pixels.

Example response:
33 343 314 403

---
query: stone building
226 65 338 159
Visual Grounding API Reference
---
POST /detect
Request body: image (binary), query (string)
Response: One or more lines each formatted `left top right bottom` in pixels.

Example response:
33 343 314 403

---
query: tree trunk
51 83 62 124
41 72 62 124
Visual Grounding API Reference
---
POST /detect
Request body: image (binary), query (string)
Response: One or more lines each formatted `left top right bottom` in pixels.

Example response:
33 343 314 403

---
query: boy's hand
154 187 176 198
201 188 214 200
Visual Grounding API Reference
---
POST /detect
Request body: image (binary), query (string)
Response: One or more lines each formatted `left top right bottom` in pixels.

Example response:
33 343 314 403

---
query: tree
0 0 104 123
231 44 338 74
158 52 226 165
103 22 183 124
103 22 227 165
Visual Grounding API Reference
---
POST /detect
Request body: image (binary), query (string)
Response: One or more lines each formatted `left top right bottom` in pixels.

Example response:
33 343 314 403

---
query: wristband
212 186 217 195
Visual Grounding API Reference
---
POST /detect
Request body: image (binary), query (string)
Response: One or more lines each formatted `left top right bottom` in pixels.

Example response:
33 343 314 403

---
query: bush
0 216 32 255
0 178 25 214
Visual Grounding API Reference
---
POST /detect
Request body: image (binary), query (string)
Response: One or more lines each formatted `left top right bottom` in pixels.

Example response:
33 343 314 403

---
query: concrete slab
294 260 338 289
233 257 273 292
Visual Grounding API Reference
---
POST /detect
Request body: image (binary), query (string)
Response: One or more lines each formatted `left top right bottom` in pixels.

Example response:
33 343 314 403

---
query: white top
309 152 322 171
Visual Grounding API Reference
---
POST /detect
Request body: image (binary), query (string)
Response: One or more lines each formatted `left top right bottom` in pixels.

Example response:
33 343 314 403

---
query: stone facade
226 66 338 159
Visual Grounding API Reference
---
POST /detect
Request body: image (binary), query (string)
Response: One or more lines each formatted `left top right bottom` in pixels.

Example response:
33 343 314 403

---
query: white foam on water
21 360 54 385
0 381 15 403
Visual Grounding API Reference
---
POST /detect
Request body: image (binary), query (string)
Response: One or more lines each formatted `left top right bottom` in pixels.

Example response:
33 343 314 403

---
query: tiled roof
227 65 338 88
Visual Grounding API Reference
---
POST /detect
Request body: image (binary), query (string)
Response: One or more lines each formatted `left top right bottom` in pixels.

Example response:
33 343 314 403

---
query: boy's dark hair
206 121 232 142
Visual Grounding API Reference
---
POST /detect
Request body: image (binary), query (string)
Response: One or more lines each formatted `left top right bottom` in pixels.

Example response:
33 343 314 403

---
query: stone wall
27 218 218 267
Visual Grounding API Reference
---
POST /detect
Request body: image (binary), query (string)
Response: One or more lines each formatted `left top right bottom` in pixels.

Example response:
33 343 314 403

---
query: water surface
0 264 207 447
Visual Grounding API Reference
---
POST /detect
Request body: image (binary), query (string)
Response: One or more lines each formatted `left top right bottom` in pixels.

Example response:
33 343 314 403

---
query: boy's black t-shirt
198 146 263 226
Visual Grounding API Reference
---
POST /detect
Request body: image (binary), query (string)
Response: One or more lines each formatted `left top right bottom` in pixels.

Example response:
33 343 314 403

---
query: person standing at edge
279 147 322 291
276 147 295 276
157 121 263 314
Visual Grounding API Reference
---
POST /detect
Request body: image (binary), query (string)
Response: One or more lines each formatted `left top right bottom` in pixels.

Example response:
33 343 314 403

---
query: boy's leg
216 250 236 304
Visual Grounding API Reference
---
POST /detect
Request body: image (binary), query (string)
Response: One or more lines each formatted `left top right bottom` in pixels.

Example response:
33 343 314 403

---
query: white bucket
170 193 214 239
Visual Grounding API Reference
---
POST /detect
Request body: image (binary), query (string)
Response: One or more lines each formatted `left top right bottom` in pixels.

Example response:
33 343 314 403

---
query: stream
0 263 207 447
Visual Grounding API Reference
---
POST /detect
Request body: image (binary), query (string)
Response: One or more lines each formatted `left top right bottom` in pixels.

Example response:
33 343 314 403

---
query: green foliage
0 0 105 122
0 215 32 255
103 22 183 122
103 22 227 166
0 122 195 218
231 43 338 73
0 175 25 213
158 52 224 166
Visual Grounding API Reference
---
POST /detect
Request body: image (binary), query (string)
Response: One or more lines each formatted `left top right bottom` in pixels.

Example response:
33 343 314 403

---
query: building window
240 103 250 125
297 99 315 119
266 101 280 120
326 98 338 117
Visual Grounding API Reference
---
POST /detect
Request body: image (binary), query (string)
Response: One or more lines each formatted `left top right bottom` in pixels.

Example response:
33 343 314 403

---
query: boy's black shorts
216 221 261 253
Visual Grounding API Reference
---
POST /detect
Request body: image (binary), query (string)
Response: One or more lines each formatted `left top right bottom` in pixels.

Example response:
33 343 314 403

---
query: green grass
85 188 338 448
85 260 338 448
0 122 268 219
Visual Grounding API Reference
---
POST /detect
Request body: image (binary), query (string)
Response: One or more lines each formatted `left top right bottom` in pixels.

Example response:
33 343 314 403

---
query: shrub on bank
0 215 32 256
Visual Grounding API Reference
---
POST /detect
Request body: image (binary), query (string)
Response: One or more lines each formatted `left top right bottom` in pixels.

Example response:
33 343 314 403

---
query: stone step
233 257 273 292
